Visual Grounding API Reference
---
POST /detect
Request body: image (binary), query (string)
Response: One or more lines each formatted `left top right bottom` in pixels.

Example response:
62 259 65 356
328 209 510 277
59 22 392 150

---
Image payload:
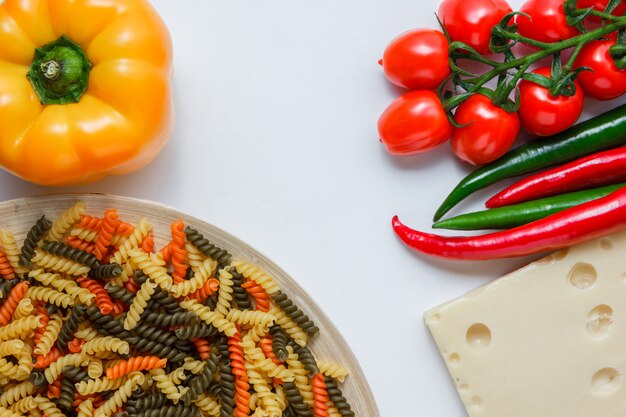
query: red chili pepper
393 186 626 260
487 147 626 208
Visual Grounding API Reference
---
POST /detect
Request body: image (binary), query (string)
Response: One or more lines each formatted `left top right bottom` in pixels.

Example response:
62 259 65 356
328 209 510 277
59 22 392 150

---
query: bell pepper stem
27 35 92 105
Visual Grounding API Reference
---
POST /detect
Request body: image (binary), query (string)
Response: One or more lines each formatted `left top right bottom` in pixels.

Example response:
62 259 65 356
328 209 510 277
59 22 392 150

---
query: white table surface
1 0 625 415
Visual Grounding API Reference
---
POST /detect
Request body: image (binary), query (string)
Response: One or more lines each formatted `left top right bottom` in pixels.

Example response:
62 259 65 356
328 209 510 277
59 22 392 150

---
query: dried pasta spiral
184 227 232 267
170 221 189 284
151 368 187 403
179 299 236 337
89 263 123 280
0 315 41 342
228 331 250 417
226 309 276 327
35 312 62 356
75 375 127 396
272 291 319 337
130 250 173 290
27 286 73 309
269 306 307 348
240 326 294 382
34 396 65 417
241 280 270 312
77 398 94 417
286 347 314 406
94 209 119 260
214 266 235 316
0 282 29 325
232 260 280 295
168 258 215 298
0 250 15 280
284 380 313 417
57 305 86 350
41 240 99 269
194 393 221 417
12 297 33 321
47 202 85 242
0 231 28 275
83 337 130 356
110 219 152 265
318 362 350 383
312 373 330 417
94 372 144 417
31 250 90 276
106 356 167 380
0 381 36 407
324 376 354 417
123 279 157 331
19 216 52 267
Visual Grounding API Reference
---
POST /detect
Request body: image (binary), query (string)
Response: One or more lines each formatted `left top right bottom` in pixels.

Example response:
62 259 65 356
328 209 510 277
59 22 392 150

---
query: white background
2 0 624 415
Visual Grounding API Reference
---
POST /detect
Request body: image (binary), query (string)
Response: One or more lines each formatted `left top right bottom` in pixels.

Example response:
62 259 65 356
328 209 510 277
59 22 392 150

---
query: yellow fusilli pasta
232 260 280 295
110 219 152 265
318 361 350 382
47 202 85 242
31 250 90 276
0 231 28 275
123 279 157 331
26 287 73 308
215 266 234 316
34 312 62 356
269 306 307 347
130 249 172 290
178 299 236 336
168 258 215 298
83 337 130 356
0 316 41 342
94 373 144 417
0 381 36 408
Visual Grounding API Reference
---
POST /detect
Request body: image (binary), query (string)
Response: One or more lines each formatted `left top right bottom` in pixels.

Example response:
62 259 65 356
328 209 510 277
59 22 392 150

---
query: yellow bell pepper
0 0 173 185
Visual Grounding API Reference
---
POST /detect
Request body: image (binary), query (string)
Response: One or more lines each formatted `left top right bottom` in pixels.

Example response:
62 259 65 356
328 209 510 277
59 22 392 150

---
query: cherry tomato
438 0 513 55
381 29 451 90
517 0 579 44
451 95 520 165
574 40 626 100
577 0 626 23
518 67 584 137
378 91 452 155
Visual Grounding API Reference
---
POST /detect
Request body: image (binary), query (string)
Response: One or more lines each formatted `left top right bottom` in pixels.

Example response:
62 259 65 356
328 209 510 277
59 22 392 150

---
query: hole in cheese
600 238 613 250
466 323 491 349
587 305 614 338
568 262 598 290
591 368 620 394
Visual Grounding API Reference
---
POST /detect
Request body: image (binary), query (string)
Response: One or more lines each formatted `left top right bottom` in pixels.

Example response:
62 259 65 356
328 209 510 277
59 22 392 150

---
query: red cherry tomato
451 94 520 165
574 40 626 100
438 0 512 55
378 91 452 155
381 29 451 90
517 0 579 43
577 0 626 23
518 67 584 137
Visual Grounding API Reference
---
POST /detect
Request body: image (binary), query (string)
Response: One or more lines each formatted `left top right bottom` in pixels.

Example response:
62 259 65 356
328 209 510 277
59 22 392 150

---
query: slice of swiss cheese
425 233 626 417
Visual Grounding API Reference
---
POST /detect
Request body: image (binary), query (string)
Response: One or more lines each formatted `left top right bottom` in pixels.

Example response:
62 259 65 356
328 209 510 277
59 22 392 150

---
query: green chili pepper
433 183 626 231
433 104 626 221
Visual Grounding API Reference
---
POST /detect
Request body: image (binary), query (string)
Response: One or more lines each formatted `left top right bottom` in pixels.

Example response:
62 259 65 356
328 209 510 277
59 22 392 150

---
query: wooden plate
0 193 380 416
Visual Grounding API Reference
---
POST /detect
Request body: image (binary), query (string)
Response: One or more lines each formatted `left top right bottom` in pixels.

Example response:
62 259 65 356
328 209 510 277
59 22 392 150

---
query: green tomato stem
443 15 626 111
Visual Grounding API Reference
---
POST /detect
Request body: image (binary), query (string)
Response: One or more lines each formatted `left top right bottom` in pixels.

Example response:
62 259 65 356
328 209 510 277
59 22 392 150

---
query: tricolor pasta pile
0 202 354 417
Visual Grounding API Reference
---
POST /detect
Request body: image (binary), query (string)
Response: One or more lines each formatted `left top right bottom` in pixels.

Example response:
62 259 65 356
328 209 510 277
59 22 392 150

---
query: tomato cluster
378 0 626 166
